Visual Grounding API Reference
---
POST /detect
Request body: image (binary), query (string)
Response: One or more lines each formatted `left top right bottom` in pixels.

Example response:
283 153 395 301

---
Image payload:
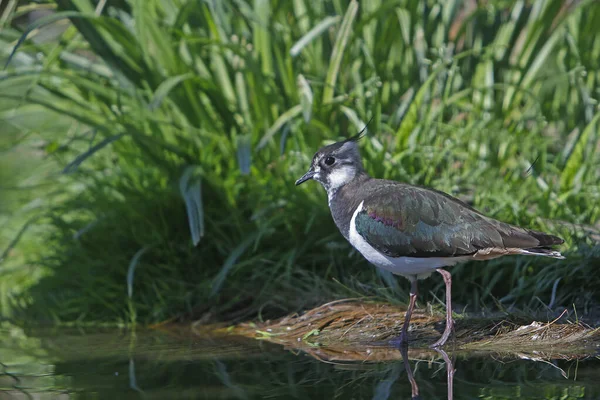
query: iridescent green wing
354 186 543 258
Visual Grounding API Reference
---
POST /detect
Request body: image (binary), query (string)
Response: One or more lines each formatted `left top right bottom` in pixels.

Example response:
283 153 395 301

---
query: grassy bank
0 0 599 326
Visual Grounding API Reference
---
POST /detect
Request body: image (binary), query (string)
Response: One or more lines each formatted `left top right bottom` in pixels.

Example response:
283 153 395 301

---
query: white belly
348 201 469 279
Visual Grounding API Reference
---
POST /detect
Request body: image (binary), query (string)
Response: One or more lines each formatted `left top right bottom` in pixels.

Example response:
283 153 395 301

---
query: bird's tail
527 230 564 247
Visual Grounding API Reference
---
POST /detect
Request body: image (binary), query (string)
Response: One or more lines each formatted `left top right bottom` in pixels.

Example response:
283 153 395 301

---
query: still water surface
1 325 599 399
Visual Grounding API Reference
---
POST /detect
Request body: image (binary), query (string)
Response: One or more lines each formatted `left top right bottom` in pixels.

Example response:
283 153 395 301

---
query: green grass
0 0 599 325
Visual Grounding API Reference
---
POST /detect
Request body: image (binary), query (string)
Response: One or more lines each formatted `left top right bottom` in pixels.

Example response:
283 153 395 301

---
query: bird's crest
343 116 373 144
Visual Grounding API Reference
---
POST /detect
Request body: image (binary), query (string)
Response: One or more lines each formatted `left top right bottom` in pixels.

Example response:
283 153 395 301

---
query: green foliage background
0 0 599 325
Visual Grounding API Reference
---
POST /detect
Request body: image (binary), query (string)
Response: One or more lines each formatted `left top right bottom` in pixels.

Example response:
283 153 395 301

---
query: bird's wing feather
354 185 556 258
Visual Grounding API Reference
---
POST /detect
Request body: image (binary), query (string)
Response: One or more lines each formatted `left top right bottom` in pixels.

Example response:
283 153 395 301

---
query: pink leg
430 268 454 348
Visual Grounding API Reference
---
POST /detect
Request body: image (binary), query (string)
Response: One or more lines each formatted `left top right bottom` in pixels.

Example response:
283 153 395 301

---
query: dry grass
219 299 600 363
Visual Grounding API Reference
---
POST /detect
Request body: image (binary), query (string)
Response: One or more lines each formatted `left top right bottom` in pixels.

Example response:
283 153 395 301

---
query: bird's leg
394 278 418 347
431 268 454 348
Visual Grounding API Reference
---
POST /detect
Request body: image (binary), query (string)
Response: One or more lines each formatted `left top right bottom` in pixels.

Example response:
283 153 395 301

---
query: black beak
295 170 316 186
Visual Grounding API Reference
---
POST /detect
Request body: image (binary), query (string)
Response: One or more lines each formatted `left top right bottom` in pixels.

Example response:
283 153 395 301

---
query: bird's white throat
324 165 357 204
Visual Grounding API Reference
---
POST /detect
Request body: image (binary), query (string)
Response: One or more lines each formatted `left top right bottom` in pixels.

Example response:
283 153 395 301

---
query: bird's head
295 132 365 193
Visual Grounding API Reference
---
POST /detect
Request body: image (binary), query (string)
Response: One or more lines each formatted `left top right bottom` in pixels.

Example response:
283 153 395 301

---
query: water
1 324 599 399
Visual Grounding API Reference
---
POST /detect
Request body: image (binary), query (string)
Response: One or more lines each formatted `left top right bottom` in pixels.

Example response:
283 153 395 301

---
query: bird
295 132 565 347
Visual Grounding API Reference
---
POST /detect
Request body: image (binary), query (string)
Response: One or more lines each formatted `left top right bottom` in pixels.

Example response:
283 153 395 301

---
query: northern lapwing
295 133 565 347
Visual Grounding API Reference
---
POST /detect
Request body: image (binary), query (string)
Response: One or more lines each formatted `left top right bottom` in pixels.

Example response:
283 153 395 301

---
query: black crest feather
344 116 373 143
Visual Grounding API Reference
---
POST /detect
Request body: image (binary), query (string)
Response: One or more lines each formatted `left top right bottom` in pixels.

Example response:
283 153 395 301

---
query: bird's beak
295 169 316 186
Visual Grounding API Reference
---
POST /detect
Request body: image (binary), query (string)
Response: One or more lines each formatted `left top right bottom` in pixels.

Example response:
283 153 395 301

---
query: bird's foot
430 318 454 348
430 333 451 348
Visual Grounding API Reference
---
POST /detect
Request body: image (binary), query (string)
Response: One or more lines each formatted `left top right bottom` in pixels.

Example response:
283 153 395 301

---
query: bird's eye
324 156 336 166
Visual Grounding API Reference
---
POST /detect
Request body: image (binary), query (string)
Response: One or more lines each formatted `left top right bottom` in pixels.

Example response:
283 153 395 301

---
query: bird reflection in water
296 342 455 400
373 346 454 400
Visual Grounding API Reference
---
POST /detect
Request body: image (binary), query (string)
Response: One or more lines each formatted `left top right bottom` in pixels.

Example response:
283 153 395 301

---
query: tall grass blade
253 0 273 75
0 0 17 29
340 106 366 132
63 133 125 174
4 11 94 69
127 246 150 299
56 0 145 85
211 235 256 297
236 134 252 175
391 87 414 127
297 74 313 122
322 0 359 104
394 66 443 149
0 216 41 265
560 112 600 189
149 73 194 110
256 105 302 150
290 16 341 57
179 166 204 246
